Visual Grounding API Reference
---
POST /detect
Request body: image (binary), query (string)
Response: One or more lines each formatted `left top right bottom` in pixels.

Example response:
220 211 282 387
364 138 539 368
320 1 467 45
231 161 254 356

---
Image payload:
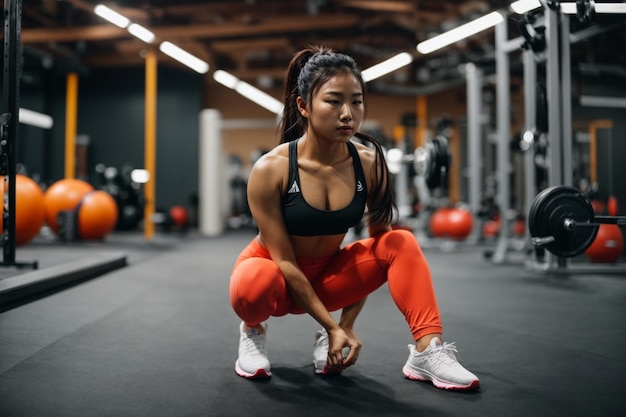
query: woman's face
299 72 365 143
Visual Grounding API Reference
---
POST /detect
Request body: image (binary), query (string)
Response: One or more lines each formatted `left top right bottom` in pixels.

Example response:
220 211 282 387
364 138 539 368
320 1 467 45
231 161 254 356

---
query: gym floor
0 229 625 417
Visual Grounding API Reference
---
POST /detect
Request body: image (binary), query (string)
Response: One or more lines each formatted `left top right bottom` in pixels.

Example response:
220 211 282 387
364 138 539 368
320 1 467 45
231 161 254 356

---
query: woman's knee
230 258 285 314
378 228 421 253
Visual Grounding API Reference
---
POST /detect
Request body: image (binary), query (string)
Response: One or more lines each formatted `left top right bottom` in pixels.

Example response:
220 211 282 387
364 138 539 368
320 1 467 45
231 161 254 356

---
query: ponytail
279 48 317 143
354 131 396 226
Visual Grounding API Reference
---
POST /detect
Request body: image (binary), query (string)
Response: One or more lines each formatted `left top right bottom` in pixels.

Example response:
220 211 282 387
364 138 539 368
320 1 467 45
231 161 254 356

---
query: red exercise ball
585 224 624 263
513 218 526 237
590 200 605 215
43 178 94 233
169 205 188 228
483 219 500 238
429 208 450 237
77 191 119 240
447 208 473 240
4 175 46 245
607 196 618 217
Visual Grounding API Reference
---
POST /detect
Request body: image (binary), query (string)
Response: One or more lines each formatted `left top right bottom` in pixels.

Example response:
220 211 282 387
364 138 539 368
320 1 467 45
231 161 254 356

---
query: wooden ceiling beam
339 1 416 13
21 13 362 44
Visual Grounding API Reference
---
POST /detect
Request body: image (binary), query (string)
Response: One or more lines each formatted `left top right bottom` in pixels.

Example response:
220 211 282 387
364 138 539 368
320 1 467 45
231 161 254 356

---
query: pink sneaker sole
235 361 272 379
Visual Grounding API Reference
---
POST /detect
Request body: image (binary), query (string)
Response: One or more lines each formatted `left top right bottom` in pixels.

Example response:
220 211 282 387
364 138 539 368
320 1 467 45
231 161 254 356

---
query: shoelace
243 333 267 355
431 342 459 365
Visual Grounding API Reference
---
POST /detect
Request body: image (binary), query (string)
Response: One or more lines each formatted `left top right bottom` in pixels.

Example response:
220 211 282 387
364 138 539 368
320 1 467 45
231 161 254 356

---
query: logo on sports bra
288 180 300 194
357 181 364 192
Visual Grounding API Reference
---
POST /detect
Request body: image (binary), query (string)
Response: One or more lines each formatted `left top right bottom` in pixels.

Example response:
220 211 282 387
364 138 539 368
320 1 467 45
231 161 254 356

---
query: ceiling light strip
417 11 504 54
19 108 54 129
94 4 208 74
94 5 130 28
361 52 413 82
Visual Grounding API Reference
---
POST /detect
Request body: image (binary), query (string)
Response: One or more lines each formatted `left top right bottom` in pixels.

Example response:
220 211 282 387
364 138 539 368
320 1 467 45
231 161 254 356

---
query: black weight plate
528 185 598 257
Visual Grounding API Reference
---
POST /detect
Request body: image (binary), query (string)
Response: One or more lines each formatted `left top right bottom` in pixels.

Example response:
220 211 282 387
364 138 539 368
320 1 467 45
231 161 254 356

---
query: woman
229 46 479 391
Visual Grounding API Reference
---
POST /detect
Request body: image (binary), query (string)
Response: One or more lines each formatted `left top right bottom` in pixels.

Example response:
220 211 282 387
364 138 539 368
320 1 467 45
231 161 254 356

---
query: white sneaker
312 329 347 375
402 337 479 390
235 322 271 378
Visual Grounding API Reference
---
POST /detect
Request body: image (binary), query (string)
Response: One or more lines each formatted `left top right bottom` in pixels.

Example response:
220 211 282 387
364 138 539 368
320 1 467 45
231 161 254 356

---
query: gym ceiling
19 1 626 93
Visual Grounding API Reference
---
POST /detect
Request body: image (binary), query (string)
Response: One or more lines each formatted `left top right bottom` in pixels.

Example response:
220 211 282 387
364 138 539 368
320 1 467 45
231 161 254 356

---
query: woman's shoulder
351 140 377 168
250 142 290 177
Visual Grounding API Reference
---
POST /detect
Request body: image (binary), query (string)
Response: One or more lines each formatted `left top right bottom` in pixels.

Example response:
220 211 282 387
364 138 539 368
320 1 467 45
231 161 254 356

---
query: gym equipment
95 164 145 231
607 196 618 217
77 191 119 240
169 205 189 228
413 136 451 190
584 224 624 264
446 208 473 240
9 174 45 246
429 207 451 237
528 185 626 258
428 207 473 241
43 179 94 234
386 135 450 191
1 0 37 268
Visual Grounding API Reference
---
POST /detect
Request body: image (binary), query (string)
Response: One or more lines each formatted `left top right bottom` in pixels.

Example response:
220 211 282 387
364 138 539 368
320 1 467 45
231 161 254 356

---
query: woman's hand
327 326 362 370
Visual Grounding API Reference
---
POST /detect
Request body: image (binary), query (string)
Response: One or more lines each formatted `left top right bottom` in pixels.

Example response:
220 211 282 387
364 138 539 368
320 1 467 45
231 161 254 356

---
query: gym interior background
2 1 626 416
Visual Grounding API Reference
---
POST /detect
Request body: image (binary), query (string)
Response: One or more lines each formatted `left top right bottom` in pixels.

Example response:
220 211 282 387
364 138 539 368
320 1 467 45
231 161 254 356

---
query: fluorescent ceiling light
362 52 413 82
510 0 541 14
159 41 209 74
561 2 626 14
235 81 284 115
594 3 626 13
417 11 504 54
128 23 155 43
94 5 130 28
213 70 239 89
213 70 283 114
580 95 626 108
19 108 53 129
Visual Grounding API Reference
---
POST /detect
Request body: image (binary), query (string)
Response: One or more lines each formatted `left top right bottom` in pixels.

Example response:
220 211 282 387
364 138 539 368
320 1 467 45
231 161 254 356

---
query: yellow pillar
588 119 613 185
144 50 158 240
416 95 427 148
64 72 78 179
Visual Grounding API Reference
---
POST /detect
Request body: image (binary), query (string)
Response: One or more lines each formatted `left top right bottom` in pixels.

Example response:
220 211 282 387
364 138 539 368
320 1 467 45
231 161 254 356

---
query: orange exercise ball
585 224 624 263
169 205 188 228
447 208 473 240
429 208 450 237
43 178 94 233
4 175 46 246
77 191 119 240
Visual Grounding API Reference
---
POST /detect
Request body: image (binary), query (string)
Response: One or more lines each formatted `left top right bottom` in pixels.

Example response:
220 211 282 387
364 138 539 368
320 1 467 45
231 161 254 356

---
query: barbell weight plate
528 185 598 258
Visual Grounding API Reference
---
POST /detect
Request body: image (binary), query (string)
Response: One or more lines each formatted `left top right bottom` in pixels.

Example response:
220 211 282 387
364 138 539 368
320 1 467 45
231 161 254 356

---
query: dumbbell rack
1 0 37 270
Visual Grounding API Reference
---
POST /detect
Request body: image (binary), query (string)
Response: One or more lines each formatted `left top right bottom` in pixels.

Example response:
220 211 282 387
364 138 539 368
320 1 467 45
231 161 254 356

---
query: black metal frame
1 0 37 269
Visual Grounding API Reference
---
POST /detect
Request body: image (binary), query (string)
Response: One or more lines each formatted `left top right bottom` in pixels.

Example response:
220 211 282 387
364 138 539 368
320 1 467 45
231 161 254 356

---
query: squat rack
1 0 37 269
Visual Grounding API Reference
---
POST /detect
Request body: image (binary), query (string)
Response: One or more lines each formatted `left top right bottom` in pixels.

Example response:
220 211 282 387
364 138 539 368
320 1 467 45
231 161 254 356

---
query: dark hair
278 46 395 226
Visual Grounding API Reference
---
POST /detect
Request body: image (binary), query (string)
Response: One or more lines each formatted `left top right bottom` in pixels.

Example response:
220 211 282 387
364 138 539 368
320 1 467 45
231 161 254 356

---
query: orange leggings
229 229 442 341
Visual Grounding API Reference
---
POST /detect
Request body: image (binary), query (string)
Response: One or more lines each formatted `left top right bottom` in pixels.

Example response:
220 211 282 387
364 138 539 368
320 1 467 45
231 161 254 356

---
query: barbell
528 185 625 257
385 135 450 190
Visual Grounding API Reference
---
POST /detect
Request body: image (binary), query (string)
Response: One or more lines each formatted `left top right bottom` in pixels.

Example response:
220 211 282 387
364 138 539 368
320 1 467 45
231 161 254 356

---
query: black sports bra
281 139 367 236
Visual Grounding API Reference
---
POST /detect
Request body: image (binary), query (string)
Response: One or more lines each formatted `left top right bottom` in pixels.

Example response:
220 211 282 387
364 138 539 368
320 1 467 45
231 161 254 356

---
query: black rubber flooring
1 229 625 417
